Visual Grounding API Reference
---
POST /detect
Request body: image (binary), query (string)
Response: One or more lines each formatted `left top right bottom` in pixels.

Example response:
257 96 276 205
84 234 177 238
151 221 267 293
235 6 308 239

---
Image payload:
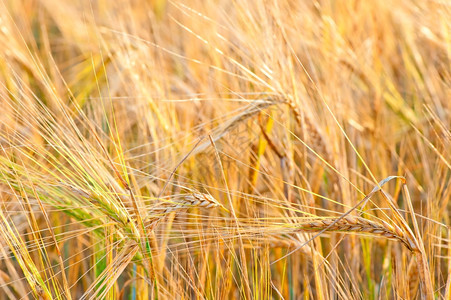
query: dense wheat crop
0 0 450 299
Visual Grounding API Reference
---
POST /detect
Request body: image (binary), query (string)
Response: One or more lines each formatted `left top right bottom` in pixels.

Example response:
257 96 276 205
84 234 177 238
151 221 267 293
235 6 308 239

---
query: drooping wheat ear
296 216 415 251
284 97 332 162
194 98 276 154
407 257 420 298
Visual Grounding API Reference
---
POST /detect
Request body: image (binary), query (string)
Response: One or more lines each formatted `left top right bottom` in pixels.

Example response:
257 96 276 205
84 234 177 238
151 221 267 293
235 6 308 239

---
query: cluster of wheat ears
0 0 450 299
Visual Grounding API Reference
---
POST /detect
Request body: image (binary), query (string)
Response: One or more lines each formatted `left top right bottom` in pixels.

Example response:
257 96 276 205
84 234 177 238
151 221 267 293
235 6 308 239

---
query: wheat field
0 0 450 299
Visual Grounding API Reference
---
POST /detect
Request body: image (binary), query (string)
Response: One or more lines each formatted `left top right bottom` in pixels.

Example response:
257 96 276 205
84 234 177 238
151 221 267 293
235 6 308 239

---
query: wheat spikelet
296 216 414 251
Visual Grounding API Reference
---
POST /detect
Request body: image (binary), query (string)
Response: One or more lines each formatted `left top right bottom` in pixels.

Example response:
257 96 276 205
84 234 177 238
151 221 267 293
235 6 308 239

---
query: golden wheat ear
295 216 413 251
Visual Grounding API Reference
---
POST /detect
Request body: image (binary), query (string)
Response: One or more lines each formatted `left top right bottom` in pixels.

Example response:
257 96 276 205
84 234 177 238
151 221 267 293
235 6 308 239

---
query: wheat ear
284 97 332 161
296 216 414 251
